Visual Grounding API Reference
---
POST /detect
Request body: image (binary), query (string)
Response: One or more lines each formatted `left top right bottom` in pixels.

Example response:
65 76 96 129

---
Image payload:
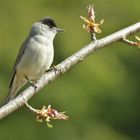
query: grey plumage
4 17 64 104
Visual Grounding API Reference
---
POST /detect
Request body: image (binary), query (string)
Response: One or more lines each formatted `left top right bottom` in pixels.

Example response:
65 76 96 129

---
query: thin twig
91 32 97 41
25 102 37 113
122 36 138 47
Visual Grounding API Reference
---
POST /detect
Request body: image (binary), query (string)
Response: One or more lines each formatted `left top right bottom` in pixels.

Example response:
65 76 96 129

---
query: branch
122 35 140 48
0 22 140 120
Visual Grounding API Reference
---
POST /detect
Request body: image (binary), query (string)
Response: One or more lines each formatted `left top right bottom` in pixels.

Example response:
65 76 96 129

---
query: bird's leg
45 65 57 73
45 65 63 74
25 76 37 89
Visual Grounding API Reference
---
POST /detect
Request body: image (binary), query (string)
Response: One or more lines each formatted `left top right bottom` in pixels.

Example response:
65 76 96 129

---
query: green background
0 0 140 140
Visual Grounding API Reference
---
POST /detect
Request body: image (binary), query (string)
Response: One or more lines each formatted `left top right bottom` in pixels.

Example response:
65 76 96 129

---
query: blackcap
5 17 64 103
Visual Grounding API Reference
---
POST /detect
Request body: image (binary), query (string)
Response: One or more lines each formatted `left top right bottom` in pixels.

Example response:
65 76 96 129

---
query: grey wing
9 38 29 88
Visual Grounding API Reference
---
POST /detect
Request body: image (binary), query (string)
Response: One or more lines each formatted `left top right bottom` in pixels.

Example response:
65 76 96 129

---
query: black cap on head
41 17 56 28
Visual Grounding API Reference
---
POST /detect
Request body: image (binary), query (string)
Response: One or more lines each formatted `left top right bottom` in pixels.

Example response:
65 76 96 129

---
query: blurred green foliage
0 0 140 140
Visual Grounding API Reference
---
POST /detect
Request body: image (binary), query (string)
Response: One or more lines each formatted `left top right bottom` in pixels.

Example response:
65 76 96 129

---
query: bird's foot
30 81 37 90
45 65 57 73
25 76 37 90
45 65 63 74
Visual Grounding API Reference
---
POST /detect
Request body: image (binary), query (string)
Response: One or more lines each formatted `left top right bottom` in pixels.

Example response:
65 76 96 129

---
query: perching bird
5 17 64 103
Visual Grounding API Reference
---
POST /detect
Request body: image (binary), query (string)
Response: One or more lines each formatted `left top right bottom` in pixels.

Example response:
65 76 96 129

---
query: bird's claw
25 76 37 90
45 65 58 72
30 82 37 90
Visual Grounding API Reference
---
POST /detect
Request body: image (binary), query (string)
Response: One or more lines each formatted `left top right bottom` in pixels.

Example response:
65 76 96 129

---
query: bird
4 17 64 104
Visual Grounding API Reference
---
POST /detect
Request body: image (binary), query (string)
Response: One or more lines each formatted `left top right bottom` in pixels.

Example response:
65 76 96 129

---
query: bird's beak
54 27 65 32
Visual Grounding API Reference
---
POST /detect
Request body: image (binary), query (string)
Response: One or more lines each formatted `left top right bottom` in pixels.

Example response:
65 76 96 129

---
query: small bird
5 17 64 103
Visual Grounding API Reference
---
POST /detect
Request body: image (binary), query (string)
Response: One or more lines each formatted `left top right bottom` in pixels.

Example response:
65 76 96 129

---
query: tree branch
0 22 140 120
121 35 140 48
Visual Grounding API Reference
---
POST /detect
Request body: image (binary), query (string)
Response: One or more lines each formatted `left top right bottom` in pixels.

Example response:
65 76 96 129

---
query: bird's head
30 17 64 40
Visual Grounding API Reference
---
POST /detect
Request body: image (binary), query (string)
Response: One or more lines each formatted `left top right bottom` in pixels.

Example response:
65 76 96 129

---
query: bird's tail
0 85 20 107
3 87 18 105
0 76 27 106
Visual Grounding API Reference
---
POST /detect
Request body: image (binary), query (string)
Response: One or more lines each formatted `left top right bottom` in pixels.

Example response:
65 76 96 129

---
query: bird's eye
48 24 53 28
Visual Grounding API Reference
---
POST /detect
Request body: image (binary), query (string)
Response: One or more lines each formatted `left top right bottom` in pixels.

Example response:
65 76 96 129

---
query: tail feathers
0 86 19 107
4 88 18 104
0 76 27 107
2 94 13 106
